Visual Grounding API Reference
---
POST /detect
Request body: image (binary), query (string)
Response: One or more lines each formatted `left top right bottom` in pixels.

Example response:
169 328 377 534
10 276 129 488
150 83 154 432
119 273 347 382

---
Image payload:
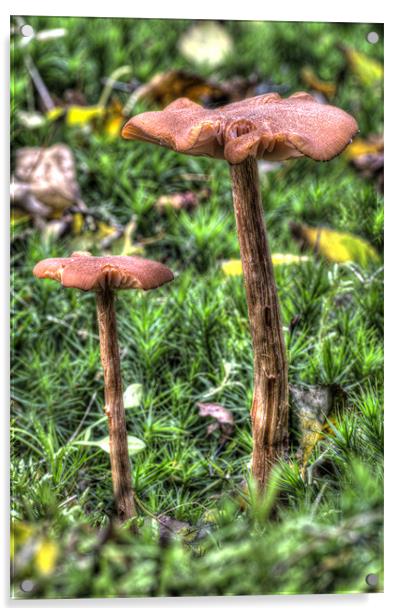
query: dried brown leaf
127 69 228 109
14 144 81 213
197 402 234 445
155 188 210 212
300 67 337 99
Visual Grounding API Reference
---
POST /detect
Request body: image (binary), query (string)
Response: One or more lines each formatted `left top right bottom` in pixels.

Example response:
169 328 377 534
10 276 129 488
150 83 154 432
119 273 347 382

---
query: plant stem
96 287 136 522
229 157 288 489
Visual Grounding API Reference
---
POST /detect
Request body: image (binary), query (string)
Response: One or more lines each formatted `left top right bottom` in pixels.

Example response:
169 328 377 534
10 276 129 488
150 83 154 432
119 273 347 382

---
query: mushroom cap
33 252 174 291
122 92 358 164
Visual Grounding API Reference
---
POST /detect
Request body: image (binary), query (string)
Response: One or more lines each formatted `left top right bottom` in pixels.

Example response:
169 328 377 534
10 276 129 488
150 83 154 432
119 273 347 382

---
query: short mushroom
33 251 174 521
122 92 358 489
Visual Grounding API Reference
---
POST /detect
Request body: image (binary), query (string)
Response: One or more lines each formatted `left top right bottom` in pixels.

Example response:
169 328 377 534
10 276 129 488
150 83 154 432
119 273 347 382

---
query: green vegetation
11 17 383 598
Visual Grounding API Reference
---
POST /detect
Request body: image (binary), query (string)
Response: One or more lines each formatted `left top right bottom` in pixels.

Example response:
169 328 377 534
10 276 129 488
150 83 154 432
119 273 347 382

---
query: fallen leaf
120 221 145 256
74 435 146 456
300 66 337 98
342 46 383 86
65 105 105 126
158 515 198 547
34 539 58 576
345 135 383 160
290 385 335 479
221 259 243 276
155 188 209 212
345 135 384 193
123 383 143 409
69 212 124 252
60 99 125 139
71 211 85 235
290 384 339 423
208 75 289 106
221 254 310 276
46 106 65 122
198 402 234 425
156 192 197 211
103 111 124 139
13 144 82 214
11 521 34 558
352 152 384 192
289 222 380 267
197 402 234 445
124 70 228 113
178 21 233 68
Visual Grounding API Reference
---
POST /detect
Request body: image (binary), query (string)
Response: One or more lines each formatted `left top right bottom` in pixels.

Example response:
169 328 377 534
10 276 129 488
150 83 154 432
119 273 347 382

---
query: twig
67 392 97 445
24 56 54 112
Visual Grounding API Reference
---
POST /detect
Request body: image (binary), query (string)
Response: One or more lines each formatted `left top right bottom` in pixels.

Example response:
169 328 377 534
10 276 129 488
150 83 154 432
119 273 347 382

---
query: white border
2 1 396 614
3 1 386 23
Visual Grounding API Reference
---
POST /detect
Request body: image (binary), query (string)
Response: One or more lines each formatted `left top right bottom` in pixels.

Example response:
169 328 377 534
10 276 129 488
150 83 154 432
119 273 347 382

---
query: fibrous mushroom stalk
96 286 136 521
230 157 288 488
121 92 358 491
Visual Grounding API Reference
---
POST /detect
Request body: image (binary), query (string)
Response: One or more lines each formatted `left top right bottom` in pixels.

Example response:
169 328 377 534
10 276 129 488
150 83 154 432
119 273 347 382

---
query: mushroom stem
229 157 288 489
95 286 136 522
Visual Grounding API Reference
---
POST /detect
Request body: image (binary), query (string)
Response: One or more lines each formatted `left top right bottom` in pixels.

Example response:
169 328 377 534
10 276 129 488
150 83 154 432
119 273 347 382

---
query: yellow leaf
221 259 243 276
71 212 122 251
10 521 34 558
300 418 338 479
121 218 145 256
97 220 119 240
271 253 311 265
344 136 383 160
221 254 310 276
292 224 380 267
66 105 105 127
299 416 324 480
34 539 58 576
104 114 124 138
300 67 336 98
46 106 65 122
344 48 383 86
102 99 125 139
72 212 85 235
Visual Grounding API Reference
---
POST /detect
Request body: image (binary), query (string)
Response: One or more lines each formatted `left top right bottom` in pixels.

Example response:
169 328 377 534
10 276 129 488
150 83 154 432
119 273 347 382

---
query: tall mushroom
33 251 174 521
121 92 358 489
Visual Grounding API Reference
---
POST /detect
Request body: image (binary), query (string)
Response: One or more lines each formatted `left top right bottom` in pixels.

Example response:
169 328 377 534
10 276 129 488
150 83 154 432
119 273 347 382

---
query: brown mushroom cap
122 92 358 164
33 252 174 291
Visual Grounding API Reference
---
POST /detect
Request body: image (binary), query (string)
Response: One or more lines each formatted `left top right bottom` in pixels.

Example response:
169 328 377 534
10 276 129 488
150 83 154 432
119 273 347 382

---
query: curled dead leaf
197 402 234 447
13 144 82 215
197 402 234 426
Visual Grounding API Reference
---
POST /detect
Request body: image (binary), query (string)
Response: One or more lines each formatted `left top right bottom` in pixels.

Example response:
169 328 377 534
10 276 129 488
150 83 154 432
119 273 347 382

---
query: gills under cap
122 92 358 165
33 252 174 291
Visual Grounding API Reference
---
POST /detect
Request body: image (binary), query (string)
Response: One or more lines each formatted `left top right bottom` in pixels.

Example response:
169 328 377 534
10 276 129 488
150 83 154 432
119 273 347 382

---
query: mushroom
33 251 174 521
121 92 358 489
